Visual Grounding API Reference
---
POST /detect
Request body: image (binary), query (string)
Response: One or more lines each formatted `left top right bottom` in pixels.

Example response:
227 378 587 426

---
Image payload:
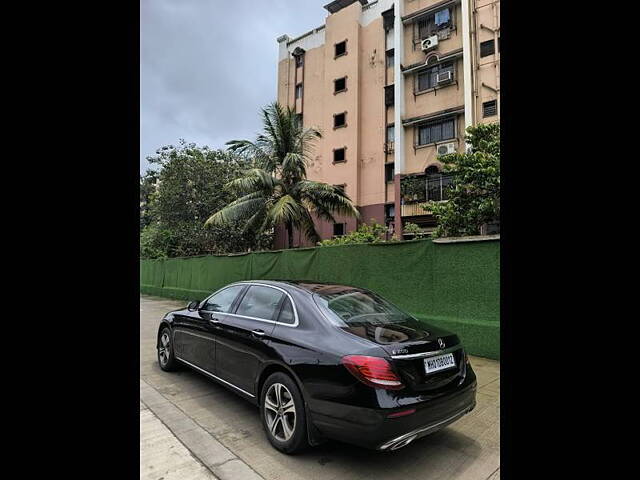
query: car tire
260 372 309 454
158 327 178 372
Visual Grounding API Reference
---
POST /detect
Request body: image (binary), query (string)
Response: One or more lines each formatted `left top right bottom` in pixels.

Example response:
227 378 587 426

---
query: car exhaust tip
388 434 417 451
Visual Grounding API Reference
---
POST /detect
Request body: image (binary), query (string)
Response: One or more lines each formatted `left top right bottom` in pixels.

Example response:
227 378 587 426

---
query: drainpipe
493 2 500 95
393 0 404 239
461 0 474 149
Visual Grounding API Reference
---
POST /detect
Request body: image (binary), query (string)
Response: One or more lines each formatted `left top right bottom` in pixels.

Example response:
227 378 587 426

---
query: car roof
233 280 365 296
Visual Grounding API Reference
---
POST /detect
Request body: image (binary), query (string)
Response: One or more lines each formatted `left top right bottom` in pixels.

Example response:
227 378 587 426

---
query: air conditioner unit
436 71 453 84
421 35 439 52
437 142 456 156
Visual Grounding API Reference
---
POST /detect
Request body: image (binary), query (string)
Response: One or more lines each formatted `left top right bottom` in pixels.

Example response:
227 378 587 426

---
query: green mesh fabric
140 239 500 359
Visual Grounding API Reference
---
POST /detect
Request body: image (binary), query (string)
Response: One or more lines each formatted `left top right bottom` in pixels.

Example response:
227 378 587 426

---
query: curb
140 379 265 480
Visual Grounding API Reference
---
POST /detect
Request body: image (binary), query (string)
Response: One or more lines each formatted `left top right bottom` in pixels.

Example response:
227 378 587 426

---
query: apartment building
275 0 499 248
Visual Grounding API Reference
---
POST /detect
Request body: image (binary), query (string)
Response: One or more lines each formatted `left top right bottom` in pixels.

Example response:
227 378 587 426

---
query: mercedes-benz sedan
156 280 476 453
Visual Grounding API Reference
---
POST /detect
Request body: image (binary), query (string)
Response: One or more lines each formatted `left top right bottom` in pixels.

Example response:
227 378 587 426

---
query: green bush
318 221 392 246
403 222 428 239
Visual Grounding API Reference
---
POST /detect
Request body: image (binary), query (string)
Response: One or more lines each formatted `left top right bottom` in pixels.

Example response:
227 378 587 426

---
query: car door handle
208 318 221 324
251 329 265 336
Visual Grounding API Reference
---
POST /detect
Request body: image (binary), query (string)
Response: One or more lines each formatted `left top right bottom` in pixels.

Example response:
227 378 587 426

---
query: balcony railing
400 173 453 217
401 203 431 217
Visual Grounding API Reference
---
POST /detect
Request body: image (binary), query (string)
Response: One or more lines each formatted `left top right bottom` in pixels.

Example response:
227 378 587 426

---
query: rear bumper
378 401 475 450
308 378 477 450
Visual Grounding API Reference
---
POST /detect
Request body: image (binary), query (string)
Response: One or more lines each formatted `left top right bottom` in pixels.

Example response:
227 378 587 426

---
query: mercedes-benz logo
438 338 445 349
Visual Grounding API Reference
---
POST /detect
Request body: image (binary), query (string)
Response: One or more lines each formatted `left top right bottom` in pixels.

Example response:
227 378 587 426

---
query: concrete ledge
432 234 500 244
140 380 265 480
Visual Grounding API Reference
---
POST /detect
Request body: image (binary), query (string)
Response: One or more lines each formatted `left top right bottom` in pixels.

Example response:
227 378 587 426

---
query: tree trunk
286 223 293 249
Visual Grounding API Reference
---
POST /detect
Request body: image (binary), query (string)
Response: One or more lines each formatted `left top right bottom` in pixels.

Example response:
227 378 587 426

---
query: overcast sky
140 0 327 173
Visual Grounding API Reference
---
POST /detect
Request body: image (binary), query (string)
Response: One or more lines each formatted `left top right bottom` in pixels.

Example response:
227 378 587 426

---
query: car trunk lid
341 318 466 392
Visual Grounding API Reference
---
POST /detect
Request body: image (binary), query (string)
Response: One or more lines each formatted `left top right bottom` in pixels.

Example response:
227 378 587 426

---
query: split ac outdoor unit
437 142 456 156
436 71 453 84
421 35 438 52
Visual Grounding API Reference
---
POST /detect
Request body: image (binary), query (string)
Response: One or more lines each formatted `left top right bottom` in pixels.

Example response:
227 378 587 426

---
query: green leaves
140 140 274 258
208 102 357 248
318 221 390 246
425 123 500 238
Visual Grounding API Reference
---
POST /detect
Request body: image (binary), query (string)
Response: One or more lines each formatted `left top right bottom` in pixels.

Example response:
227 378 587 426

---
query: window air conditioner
421 35 439 52
437 142 456 156
436 71 453 84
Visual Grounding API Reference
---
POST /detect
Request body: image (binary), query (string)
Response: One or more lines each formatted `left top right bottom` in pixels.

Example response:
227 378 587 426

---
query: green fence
140 239 500 360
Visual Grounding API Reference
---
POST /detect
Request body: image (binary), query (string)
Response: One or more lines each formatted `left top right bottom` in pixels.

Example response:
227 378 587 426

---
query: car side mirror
187 300 199 312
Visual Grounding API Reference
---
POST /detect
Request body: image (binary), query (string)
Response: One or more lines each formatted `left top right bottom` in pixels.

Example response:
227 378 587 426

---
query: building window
295 113 303 128
333 147 346 163
295 54 304 67
417 8 451 39
382 8 395 30
480 39 495 57
334 77 347 93
426 168 453 202
385 163 395 183
335 40 347 58
483 100 497 117
384 84 394 107
295 83 303 99
417 118 455 146
333 112 346 128
385 125 395 154
333 223 346 236
385 203 395 219
385 49 394 68
416 62 454 92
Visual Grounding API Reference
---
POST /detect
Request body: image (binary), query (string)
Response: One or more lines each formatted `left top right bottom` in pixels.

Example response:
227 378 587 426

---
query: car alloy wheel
264 382 297 442
158 331 171 366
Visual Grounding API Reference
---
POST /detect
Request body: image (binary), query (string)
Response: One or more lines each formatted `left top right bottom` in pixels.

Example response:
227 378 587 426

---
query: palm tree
205 102 359 248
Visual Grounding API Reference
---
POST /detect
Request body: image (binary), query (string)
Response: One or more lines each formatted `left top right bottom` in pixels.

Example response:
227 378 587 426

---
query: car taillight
341 355 404 390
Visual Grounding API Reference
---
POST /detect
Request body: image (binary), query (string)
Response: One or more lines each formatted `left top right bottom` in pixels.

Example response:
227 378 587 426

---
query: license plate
424 353 456 374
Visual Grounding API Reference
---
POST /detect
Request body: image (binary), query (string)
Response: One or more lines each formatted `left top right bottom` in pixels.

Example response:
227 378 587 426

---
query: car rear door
172 284 245 375
214 284 288 396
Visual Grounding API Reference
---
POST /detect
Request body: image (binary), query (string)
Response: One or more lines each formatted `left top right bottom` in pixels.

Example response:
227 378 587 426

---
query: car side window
201 285 244 312
277 298 295 325
235 286 284 320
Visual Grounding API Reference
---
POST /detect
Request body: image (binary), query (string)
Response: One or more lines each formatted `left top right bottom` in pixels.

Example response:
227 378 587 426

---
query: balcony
400 173 452 217
401 203 431 217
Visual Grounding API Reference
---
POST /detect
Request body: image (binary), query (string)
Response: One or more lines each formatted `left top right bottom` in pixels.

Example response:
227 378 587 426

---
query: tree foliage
425 123 500 238
403 222 429 239
140 140 273 258
318 221 393 246
207 103 359 248
140 170 158 232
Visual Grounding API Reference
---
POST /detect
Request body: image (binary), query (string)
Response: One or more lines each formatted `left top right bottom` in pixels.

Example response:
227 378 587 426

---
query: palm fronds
208 102 357 248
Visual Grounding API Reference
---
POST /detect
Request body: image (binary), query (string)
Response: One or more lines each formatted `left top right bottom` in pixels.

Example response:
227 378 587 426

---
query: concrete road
140 295 500 480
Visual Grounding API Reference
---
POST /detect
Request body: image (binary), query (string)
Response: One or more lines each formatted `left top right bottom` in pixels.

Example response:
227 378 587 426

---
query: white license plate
424 353 456 374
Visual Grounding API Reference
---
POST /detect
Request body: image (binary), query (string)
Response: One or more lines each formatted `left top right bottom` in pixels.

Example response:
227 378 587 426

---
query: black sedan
156 280 476 453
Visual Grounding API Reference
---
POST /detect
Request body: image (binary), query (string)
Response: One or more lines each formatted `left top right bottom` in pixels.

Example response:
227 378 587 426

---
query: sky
140 0 327 173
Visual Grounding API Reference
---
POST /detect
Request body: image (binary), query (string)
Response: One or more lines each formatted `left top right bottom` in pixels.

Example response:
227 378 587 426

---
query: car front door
215 284 288 396
172 284 246 375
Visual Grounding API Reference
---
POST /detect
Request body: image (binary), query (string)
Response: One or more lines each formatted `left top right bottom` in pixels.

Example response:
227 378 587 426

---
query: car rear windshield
312 287 413 326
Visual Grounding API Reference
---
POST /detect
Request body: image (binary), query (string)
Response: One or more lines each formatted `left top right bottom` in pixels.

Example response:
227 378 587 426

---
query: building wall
472 0 500 125
275 0 499 247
